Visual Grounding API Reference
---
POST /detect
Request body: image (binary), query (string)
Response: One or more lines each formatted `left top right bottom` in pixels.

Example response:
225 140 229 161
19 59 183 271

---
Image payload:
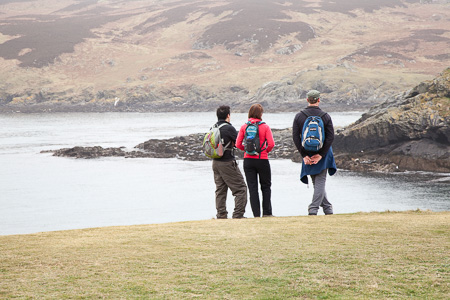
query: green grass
1 211 449 299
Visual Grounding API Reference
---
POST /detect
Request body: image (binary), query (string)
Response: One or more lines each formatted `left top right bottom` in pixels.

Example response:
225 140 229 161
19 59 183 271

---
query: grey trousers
212 160 248 218
309 168 333 215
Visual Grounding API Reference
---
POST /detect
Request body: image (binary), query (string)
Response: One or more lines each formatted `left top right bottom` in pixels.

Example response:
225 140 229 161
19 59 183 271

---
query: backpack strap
257 121 268 151
301 110 327 118
301 110 311 117
216 123 232 150
256 121 268 159
216 123 228 129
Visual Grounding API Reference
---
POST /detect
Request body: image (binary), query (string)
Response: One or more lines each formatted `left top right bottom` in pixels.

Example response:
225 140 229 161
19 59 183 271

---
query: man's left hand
310 154 322 164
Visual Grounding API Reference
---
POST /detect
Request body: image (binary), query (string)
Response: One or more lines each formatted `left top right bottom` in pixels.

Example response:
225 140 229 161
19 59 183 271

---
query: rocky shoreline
0 64 421 114
44 68 450 174
333 68 450 173
46 128 302 162
44 126 449 173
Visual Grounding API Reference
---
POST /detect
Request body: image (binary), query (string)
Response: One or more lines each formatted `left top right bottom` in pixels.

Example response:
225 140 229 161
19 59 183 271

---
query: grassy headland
1 211 449 299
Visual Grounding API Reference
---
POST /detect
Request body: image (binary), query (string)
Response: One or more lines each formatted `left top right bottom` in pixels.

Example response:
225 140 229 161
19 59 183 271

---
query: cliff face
333 68 450 172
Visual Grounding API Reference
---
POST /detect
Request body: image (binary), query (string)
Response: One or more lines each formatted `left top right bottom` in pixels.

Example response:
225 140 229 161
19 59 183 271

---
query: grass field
1 211 449 299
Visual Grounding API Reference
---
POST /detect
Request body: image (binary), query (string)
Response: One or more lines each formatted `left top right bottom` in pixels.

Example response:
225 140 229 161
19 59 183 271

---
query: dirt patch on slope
0 12 133 67
0 0 430 68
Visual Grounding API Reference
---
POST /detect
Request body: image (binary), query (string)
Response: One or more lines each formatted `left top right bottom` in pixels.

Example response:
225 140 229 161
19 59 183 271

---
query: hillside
0 0 449 112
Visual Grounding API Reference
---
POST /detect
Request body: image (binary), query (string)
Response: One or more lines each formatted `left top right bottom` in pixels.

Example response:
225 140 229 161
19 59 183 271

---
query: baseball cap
306 90 320 100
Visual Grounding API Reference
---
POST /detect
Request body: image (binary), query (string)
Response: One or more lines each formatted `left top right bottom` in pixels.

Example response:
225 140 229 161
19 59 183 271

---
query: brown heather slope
0 0 449 112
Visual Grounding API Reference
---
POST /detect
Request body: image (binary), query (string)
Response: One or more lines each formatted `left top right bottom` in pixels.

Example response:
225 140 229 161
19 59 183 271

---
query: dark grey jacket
213 120 238 162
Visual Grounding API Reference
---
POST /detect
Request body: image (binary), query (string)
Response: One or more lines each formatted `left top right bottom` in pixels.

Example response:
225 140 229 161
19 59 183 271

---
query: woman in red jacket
236 104 275 217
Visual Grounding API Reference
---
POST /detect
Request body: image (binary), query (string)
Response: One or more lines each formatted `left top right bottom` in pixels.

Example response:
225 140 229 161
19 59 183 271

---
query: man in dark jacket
292 90 337 215
212 105 247 219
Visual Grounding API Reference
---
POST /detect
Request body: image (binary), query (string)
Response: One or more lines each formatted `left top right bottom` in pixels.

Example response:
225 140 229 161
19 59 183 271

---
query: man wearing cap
292 90 337 215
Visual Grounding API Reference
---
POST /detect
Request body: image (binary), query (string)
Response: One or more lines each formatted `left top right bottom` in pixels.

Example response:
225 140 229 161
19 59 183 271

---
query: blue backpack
301 110 326 152
244 121 267 157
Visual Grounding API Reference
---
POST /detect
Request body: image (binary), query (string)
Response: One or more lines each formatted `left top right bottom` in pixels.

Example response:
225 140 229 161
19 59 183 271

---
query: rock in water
52 146 126 159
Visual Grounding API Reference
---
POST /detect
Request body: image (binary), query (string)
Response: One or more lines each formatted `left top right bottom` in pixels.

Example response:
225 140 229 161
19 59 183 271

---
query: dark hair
307 97 319 104
216 105 231 120
248 103 264 119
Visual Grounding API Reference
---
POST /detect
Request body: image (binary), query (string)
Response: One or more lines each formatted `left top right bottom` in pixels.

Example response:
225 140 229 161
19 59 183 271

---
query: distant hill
0 0 449 112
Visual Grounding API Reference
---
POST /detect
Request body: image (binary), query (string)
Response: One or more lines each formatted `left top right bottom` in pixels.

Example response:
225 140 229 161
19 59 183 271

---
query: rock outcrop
51 146 127 159
49 129 302 161
333 68 450 172
0 64 429 113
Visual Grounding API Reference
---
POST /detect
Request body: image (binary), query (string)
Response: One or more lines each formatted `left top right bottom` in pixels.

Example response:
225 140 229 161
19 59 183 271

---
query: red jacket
236 118 275 160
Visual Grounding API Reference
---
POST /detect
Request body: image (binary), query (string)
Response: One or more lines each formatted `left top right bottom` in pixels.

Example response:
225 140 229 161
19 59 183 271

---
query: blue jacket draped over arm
300 147 337 184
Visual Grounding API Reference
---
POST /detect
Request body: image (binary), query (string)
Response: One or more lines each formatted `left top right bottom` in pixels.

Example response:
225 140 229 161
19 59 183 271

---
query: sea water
0 112 448 235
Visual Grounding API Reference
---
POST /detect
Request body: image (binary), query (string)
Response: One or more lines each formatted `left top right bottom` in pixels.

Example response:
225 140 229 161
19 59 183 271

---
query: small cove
0 112 448 235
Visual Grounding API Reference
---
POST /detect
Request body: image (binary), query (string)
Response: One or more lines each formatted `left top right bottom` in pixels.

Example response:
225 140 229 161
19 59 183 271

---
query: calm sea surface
1 112 448 235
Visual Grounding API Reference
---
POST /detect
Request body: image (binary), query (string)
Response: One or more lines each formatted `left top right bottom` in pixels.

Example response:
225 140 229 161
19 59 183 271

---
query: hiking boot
232 216 247 219
262 215 275 217
308 213 317 216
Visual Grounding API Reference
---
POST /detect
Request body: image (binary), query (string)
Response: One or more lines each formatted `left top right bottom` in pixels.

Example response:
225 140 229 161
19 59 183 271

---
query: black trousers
243 158 272 217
